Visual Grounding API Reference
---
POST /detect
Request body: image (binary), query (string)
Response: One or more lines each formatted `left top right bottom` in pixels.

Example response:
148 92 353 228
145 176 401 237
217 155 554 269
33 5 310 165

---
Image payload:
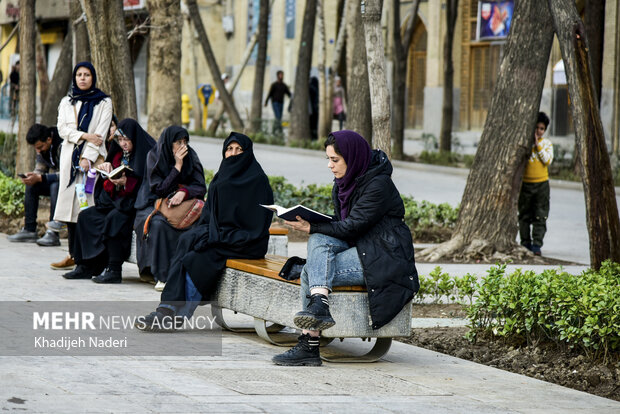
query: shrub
0 171 25 217
466 262 620 361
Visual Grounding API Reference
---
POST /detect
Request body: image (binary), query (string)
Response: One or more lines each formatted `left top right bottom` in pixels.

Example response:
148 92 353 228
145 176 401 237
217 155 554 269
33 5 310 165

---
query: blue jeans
271 101 284 134
300 233 365 309
160 272 202 318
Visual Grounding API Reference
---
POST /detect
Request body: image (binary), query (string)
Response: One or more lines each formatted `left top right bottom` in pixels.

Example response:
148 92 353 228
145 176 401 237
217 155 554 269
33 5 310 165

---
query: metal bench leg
211 305 255 333
253 318 335 347
320 338 392 363
254 318 298 346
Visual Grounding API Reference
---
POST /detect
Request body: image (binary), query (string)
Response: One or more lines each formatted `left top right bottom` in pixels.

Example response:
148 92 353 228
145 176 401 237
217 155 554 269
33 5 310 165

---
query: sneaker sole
51 265 76 270
293 314 336 331
37 242 61 247
8 239 38 243
272 357 322 366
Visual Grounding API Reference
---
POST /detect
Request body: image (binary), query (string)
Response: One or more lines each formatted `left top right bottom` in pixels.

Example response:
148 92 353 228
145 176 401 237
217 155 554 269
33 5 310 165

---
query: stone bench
126 226 289 264
212 255 412 362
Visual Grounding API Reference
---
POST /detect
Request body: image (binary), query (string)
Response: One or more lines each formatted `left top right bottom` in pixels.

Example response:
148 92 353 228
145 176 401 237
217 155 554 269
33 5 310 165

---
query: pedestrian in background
264 70 291 135
332 76 347 131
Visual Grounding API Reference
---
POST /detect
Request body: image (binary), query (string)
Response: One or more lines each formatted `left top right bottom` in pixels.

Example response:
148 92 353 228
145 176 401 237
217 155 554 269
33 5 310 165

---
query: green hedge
0 171 25 217
466 262 620 361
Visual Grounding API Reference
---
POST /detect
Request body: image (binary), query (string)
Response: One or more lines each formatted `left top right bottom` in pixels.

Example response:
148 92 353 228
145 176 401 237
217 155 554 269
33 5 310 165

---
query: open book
260 204 332 223
95 164 133 180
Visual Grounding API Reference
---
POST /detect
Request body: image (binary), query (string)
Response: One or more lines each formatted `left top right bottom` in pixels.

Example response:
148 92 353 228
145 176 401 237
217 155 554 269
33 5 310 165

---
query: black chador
161 132 274 305
133 126 207 284
72 119 155 275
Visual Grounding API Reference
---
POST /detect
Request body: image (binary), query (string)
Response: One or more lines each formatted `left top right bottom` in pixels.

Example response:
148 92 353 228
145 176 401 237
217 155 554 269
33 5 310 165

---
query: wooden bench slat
226 255 367 292
268 226 289 235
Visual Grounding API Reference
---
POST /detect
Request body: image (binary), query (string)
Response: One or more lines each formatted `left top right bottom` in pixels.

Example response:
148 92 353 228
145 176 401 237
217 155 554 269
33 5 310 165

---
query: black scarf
135 126 205 209
106 118 156 179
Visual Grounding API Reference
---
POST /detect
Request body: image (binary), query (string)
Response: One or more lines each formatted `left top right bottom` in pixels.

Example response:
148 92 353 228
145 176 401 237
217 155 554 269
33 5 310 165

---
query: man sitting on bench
272 131 419 366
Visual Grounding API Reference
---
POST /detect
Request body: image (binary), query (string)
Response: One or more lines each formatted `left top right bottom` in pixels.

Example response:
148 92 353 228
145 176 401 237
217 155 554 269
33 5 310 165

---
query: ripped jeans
299 233 365 309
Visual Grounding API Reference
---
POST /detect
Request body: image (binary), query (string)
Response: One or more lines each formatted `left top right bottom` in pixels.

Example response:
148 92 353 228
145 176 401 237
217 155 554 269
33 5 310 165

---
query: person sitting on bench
272 130 419 366
133 126 207 291
63 119 156 282
137 132 274 330
8 124 62 246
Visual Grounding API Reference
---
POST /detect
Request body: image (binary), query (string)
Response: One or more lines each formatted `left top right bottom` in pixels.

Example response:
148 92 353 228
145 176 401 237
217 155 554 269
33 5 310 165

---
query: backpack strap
142 198 164 240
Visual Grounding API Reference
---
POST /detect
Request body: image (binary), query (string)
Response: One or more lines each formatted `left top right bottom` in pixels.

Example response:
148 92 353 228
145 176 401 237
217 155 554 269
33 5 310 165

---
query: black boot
92 268 122 284
294 293 335 331
272 333 321 366
62 265 95 280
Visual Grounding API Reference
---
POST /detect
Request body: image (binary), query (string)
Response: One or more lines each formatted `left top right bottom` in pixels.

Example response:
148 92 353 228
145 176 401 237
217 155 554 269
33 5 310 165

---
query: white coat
54 96 113 223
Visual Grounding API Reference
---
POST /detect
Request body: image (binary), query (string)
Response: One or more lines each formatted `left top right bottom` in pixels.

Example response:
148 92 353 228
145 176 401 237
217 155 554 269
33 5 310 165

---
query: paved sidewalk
1 237 618 413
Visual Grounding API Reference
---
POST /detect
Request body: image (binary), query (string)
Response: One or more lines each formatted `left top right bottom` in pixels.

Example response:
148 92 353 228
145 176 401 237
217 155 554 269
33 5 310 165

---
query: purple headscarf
331 130 372 219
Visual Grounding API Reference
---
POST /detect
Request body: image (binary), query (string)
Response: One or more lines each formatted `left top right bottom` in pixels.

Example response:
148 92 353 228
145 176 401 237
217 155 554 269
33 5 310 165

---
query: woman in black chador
137 132 274 330
133 126 207 291
64 119 156 282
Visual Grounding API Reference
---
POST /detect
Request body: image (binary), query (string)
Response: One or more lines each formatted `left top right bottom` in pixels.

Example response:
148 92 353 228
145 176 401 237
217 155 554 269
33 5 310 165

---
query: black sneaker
272 333 322 366
62 265 95 279
36 230 60 247
92 268 122 284
7 228 38 243
135 308 184 332
293 293 335 331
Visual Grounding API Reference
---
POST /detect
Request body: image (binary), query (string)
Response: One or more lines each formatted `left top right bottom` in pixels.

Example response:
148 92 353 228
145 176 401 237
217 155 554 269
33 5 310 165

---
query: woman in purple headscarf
273 130 419 366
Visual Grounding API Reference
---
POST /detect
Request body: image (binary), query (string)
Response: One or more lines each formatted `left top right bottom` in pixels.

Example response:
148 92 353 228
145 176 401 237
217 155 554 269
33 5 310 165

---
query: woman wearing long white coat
51 62 113 270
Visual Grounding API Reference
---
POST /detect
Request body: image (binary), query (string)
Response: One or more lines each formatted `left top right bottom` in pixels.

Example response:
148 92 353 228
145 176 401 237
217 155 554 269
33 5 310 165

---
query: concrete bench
126 226 288 264
212 255 412 362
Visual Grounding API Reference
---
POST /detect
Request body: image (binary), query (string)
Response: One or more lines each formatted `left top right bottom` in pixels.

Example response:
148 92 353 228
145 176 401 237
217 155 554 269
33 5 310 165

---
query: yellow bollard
197 84 214 130
181 94 192 128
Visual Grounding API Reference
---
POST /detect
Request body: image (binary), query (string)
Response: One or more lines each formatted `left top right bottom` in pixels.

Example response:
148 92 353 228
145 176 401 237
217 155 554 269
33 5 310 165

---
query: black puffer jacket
310 149 419 329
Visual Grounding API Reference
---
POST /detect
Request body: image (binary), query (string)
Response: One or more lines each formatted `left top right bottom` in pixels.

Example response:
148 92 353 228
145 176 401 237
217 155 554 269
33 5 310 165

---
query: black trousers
518 180 550 247
24 175 59 232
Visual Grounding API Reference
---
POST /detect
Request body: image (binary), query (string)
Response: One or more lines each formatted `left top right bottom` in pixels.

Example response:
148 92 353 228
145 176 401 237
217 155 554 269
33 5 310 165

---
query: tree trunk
584 0 605 106
548 0 620 269
362 0 391 157
35 27 49 111
83 0 137 120
391 0 420 160
146 0 182 137
41 30 73 126
249 0 269 134
186 0 243 133
347 0 372 143
439 0 458 153
419 0 554 262
316 0 328 140
16 0 36 176
321 0 348 139
70 0 90 65
289 0 317 142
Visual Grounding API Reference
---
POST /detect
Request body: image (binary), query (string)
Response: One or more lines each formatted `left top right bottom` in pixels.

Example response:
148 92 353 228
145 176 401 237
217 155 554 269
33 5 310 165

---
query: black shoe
135 307 183 332
294 294 335 331
7 228 38 243
62 265 95 279
272 333 322 366
92 268 122 284
531 245 542 256
36 230 60 247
